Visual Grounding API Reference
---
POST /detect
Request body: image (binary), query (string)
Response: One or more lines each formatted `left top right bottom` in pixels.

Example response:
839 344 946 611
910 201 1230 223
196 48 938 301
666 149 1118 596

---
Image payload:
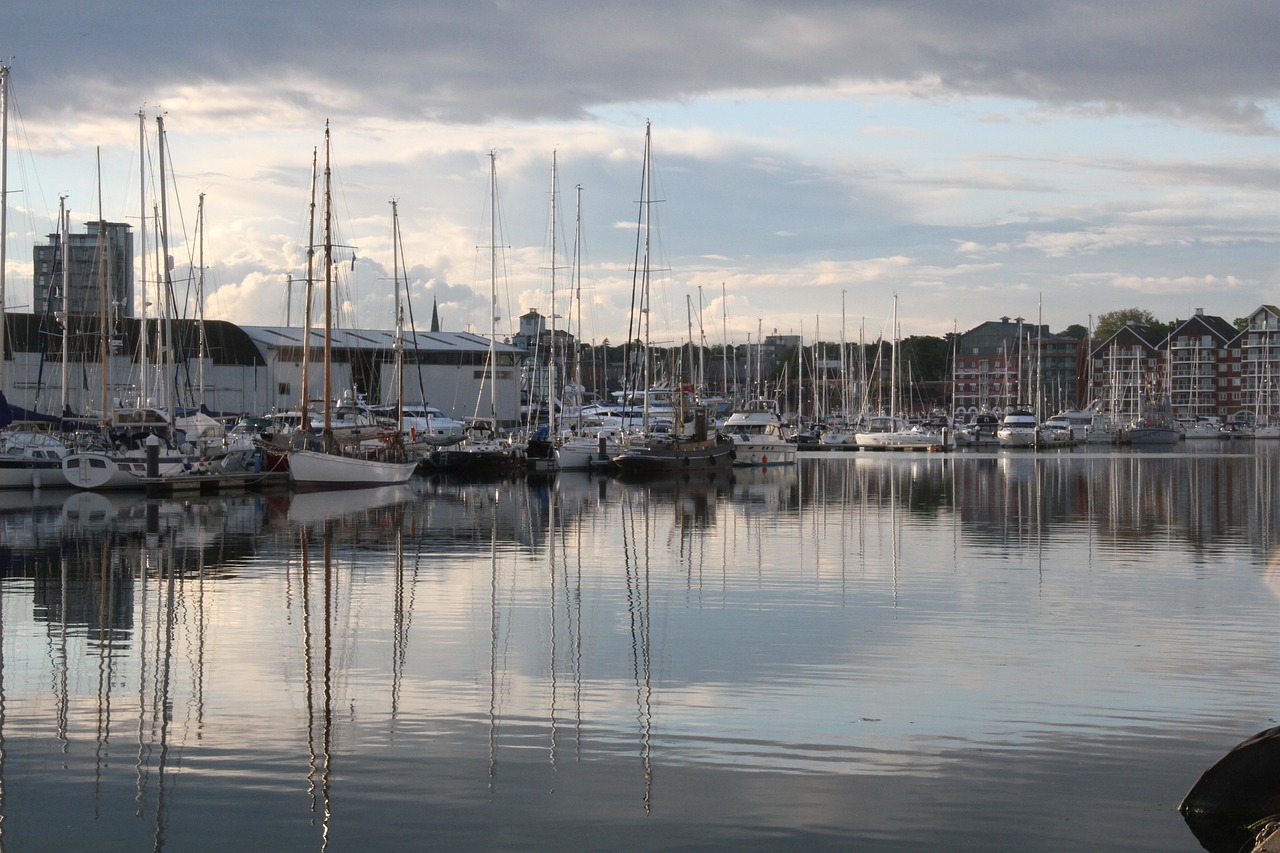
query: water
1 445 1278 852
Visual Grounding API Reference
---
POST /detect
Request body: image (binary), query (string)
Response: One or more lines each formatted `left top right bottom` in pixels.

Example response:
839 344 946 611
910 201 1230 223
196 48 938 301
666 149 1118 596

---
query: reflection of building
33 221 135 318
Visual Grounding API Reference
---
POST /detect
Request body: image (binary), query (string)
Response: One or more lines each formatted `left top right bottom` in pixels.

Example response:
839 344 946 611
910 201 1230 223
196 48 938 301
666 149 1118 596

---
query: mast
0 63 8 391
571 184 583 431
720 282 728 399
96 149 109 424
547 152 559 438
59 197 68 413
391 199 405 437
322 123 334 447
300 146 317 433
487 151 498 424
890 295 899 417
156 115 174 431
196 192 207 402
138 109 148 407
640 122 653 432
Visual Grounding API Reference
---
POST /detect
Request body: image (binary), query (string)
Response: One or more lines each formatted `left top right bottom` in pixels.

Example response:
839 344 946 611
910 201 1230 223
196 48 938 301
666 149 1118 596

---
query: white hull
730 437 796 466
0 459 68 489
855 430 952 450
62 451 189 491
556 436 622 470
288 449 418 487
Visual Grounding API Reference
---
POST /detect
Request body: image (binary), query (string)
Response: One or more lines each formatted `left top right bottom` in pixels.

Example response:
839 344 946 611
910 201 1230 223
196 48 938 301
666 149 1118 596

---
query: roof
2 312 264 366
243 325 521 355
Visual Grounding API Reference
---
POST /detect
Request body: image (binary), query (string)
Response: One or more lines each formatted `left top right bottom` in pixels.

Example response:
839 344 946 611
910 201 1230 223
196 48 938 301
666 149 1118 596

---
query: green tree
1093 308 1166 342
1055 323 1089 340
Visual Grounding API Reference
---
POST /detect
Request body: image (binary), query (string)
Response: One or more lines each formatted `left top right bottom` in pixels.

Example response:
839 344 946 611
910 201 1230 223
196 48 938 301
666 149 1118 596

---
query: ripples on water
0 445 1278 851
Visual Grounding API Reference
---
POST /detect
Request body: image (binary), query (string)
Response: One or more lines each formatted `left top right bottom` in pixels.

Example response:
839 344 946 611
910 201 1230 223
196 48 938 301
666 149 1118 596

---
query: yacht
996 410 1039 448
721 400 796 466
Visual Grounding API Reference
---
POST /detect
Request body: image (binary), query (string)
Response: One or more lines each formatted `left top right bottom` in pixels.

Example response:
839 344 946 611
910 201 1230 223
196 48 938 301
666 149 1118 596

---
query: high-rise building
32 221 134 318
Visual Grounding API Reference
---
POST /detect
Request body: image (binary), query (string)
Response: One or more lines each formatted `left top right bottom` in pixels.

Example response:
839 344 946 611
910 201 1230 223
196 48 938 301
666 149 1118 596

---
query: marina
0 444 1275 851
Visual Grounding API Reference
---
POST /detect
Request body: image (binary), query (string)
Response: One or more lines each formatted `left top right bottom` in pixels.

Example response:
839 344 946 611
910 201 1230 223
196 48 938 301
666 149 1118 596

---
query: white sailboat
288 125 417 488
429 151 526 474
855 295 954 451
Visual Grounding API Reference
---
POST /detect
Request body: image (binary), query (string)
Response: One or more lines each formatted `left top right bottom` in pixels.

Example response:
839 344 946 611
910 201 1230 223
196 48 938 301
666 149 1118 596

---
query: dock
138 470 291 497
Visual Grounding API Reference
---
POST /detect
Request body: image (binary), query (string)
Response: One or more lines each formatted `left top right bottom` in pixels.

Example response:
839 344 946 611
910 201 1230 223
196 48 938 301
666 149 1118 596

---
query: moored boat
721 400 796 466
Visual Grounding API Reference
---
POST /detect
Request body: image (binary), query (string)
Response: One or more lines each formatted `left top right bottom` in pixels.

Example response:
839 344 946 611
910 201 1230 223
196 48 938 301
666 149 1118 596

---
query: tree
1055 324 1089 340
1093 308 1166 342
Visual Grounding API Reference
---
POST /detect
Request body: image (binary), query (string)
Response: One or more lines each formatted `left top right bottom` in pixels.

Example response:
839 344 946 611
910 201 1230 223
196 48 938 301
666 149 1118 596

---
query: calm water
1 445 1278 852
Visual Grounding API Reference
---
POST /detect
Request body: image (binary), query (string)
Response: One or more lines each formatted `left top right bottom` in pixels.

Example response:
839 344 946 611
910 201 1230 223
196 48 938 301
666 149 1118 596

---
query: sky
3 1 1280 347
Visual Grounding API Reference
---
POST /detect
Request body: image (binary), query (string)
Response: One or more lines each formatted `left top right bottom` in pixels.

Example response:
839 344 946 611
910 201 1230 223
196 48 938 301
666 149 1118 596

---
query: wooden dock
138 470 291 497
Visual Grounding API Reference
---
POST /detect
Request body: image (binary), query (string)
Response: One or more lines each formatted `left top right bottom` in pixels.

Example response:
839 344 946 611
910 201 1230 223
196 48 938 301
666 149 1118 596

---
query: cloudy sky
3 1 1280 346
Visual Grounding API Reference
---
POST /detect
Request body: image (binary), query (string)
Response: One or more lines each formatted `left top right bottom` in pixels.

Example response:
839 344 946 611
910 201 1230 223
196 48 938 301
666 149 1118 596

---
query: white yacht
721 400 796 466
996 410 1039 448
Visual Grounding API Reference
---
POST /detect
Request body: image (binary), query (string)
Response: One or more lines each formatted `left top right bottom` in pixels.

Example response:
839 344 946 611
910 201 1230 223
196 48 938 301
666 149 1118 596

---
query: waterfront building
1165 309 1240 421
1089 321 1168 421
1233 304 1280 424
953 317 1086 419
0 311 523 423
32 221 134 318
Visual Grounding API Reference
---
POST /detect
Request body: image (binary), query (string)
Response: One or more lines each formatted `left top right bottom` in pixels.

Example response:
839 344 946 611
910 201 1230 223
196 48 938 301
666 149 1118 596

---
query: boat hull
1123 427 1181 445
0 458 68 489
613 435 736 474
288 449 418 487
556 436 622 471
62 451 188 490
729 438 796 466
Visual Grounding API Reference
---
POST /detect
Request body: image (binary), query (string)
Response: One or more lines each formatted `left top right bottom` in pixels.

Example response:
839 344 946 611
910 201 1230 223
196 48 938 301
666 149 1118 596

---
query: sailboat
62 123 195 490
429 151 526 475
854 295 954 451
288 124 417 488
0 66 72 488
612 122 734 474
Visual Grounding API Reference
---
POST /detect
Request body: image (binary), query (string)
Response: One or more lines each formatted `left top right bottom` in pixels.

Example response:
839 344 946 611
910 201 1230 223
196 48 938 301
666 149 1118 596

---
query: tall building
1165 309 1239 420
953 317 1086 417
32 221 134 318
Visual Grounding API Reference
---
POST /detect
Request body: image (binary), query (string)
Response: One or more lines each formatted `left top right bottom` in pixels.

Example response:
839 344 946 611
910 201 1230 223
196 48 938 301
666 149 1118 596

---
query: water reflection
0 448 1276 850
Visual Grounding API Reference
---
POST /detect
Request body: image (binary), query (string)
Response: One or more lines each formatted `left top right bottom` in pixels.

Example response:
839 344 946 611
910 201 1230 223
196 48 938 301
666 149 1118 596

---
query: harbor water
1 444 1278 851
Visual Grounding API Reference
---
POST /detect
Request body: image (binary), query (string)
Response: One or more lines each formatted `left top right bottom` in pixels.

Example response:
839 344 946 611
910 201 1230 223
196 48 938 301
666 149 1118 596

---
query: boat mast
156 115 174 434
0 63 8 392
96 148 108 425
547 151 559 438
196 192 207 403
487 150 498 424
300 146 317 433
391 198 405 437
890 294 899 417
571 183 583 431
640 122 654 433
322 123 334 448
720 282 728 400
138 109 148 408
59 197 69 413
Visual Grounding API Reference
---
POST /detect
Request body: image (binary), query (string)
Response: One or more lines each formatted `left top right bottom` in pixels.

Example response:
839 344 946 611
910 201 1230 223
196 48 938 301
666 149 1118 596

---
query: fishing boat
287 127 416 488
1121 388 1182 445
